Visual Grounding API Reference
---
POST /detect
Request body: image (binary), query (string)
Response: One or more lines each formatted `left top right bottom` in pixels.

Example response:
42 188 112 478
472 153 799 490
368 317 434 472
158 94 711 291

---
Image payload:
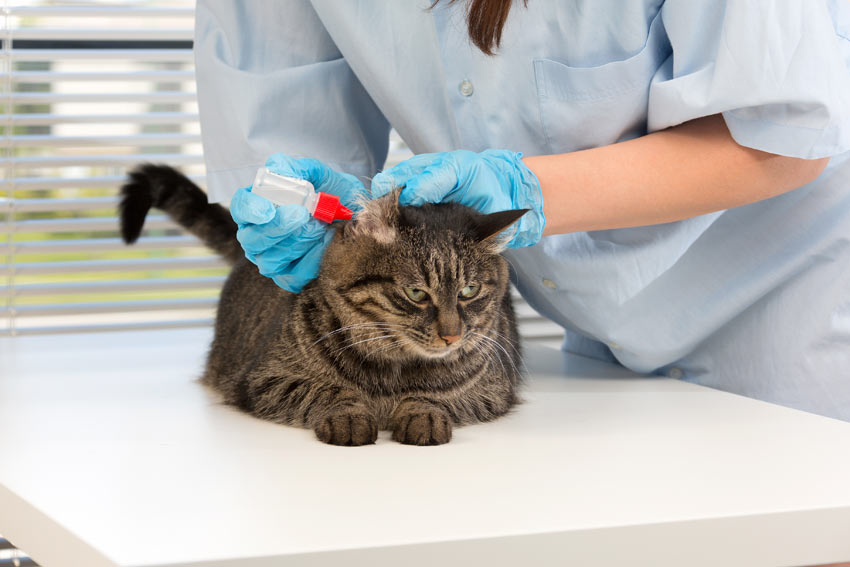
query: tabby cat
119 164 525 446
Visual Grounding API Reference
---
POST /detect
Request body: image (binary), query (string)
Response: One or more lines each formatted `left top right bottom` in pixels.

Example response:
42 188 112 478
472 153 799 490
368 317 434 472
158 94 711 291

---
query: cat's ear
343 187 401 244
472 208 528 251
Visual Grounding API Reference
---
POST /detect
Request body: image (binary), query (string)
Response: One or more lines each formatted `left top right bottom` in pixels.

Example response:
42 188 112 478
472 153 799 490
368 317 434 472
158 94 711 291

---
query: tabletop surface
1 328 849 567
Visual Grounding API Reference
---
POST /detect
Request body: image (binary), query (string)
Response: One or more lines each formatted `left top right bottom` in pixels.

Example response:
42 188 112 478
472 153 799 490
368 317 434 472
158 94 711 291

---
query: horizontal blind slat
0 153 203 169
3 174 204 190
2 257 226 276
9 49 194 61
1 276 225 297
13 235 203 254
0 319 214 337
1 215 178 233
6 112 199 126
11 70 195 83
2 197 117 212
10 91 195 104
7 133 202 147
7 6 194 17
4 297 218 317
9 28 194 41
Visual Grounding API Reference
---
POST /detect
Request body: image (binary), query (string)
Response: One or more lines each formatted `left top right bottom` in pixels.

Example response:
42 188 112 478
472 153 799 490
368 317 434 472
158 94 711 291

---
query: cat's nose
440 334 461 345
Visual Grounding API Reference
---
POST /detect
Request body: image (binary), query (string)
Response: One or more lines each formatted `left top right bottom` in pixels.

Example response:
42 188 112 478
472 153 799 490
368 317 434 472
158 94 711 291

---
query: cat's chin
364 346 460 364
409 344 464 360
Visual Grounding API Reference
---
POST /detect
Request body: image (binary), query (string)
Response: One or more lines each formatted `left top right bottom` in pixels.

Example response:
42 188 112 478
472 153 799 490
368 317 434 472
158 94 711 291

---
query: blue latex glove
370 149 545 248
230 153 367 292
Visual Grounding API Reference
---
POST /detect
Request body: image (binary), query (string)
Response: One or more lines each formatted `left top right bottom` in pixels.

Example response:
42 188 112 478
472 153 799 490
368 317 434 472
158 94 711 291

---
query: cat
119 164 525 446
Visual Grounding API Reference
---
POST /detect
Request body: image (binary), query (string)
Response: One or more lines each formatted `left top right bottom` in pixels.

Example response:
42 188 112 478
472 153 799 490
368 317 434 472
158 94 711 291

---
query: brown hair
434 0 528 56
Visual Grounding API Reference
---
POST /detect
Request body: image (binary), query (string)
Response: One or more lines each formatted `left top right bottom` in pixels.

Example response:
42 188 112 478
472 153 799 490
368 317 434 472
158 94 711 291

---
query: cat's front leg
307 387 378 447
390 398 452 446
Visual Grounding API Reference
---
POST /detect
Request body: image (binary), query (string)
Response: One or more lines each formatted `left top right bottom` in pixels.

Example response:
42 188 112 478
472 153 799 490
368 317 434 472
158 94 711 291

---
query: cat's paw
391 403 452 446
313 410 378 446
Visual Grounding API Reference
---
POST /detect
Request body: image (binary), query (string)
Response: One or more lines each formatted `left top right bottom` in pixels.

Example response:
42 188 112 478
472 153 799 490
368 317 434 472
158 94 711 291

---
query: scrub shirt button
541 278 557 290
668 367 684 379
458 79 474 97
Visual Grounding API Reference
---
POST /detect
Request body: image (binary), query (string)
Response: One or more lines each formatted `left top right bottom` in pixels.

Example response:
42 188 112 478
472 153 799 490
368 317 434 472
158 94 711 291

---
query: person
193 0 850 421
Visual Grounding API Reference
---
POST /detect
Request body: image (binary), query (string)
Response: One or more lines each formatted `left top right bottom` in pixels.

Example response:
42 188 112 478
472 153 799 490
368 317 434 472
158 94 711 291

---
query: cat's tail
119 164 242 264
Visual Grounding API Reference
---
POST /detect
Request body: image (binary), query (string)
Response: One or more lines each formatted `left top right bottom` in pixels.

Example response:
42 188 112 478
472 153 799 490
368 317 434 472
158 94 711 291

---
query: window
1 1 214 336
0 1 565 343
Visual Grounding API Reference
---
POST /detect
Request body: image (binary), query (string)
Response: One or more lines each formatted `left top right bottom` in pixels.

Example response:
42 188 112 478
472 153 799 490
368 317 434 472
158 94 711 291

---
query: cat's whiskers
471 325 522 358
469 330 522 375
469 335 507 377
472 320 524 359
311 322 405 346
467 339 501 376
330 334 406 356
333 327 408 348
368 337 410 358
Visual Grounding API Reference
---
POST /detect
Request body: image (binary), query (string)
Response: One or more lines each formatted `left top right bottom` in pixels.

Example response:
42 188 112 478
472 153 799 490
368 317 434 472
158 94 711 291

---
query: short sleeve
647 0 850 159
194 0 390 202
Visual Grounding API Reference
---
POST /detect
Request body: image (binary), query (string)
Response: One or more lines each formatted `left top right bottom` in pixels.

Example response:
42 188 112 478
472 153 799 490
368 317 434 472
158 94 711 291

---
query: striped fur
120 164 242 264
120 165 524 446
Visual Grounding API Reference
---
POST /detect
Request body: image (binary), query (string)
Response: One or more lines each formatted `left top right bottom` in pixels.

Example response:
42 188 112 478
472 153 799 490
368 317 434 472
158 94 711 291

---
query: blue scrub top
194 0 850 420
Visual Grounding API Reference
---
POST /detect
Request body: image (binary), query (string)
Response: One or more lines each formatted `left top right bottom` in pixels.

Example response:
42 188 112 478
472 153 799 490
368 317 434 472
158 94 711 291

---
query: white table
1 328 849 567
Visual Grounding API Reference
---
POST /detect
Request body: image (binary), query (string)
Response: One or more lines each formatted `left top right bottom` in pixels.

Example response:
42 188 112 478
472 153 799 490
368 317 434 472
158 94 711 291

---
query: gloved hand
370 149 545 247
230 153 367 292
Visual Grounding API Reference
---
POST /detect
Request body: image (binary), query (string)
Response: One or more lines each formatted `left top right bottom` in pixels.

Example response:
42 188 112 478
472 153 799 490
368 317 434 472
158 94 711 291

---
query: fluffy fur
120 164 525 446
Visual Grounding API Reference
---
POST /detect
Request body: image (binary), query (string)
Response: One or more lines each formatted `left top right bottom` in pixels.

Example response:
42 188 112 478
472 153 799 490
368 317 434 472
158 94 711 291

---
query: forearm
524 114 829 236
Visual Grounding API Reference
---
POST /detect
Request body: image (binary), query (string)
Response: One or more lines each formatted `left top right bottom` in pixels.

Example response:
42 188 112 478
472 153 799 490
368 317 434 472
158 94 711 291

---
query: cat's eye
403 287 428 302
459 284 480 299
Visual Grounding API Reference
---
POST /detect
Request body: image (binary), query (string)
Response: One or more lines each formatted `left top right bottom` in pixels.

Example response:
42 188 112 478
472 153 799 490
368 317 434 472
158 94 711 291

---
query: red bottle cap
313 192 354 223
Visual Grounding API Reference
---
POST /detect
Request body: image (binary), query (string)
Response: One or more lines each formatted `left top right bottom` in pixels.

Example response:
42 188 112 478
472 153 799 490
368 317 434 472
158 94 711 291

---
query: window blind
1 1 216 337
0 1 564 345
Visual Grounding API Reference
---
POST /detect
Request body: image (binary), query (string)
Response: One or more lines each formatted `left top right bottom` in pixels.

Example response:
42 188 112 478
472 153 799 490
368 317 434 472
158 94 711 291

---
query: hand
370 149 545 247
230 153 367 292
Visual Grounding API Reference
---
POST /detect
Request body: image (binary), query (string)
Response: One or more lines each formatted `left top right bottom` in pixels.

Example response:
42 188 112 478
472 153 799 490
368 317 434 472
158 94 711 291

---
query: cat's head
317 189 526 361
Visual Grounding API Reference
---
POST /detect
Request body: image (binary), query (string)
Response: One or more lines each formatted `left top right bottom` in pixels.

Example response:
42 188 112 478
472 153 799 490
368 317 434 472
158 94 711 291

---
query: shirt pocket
533 11 670 154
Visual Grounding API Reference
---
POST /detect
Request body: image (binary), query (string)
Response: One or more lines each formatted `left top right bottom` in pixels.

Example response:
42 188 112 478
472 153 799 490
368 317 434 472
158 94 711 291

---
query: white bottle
251 167 353 223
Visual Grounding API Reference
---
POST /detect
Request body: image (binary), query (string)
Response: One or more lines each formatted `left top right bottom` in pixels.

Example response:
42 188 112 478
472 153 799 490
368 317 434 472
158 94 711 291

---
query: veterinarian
194 1 850 421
